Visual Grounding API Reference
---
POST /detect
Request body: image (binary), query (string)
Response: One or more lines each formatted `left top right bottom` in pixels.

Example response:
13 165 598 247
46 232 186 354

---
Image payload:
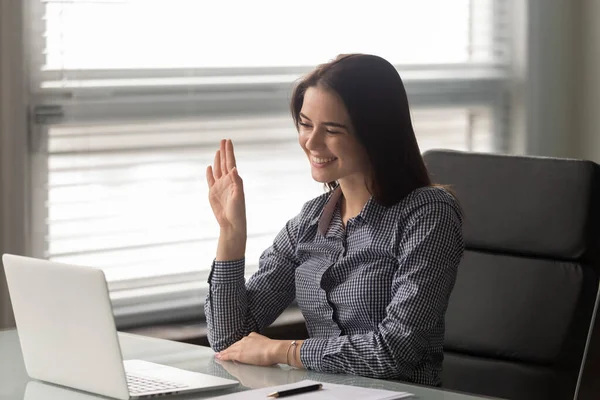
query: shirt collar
308 187 342 232
311 186 387 236
317 186 343 236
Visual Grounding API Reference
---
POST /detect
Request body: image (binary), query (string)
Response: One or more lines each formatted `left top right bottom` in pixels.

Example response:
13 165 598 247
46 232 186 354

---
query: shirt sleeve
205 213 302 352
299 199 464 381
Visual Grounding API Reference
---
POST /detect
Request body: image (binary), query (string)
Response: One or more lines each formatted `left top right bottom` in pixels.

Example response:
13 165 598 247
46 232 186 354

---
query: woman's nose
305 128 324 150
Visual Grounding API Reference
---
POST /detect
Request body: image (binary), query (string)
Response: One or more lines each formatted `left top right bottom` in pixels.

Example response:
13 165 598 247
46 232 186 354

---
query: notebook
210 379 413 399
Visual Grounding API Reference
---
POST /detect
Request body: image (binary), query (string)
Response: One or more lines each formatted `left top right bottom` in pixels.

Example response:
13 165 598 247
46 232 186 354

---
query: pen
267 383 323 398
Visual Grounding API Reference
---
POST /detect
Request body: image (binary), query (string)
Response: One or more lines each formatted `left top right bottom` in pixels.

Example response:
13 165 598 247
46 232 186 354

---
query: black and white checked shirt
205 185 464 386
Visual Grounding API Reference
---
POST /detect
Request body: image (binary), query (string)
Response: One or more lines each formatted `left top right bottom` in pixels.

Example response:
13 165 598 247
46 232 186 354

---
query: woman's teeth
312 157 336 164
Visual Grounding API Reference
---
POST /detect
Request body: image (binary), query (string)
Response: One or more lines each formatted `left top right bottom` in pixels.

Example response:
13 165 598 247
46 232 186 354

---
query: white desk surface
0 329 500 400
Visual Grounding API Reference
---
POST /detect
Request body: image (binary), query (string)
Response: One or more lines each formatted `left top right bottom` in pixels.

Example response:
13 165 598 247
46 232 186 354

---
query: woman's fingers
220 139 228 175
206 166 215 187
211 140 238 182
217 337 245 361
229 166 243 186
226 139 237 171
217 346 235 361
213 149 222 178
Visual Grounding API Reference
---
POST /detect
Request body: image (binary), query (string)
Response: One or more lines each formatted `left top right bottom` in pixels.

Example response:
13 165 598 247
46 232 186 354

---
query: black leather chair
423 150 600 400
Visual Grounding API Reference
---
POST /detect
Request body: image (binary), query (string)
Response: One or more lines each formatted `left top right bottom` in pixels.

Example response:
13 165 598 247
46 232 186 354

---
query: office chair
423 150 600 400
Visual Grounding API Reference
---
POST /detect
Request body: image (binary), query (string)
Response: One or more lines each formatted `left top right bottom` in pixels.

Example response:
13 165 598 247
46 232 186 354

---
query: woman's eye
326 130 341 134
299 122 312 128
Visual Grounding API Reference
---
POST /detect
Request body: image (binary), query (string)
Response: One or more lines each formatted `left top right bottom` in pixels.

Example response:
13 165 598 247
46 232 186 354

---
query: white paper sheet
210 379 413 400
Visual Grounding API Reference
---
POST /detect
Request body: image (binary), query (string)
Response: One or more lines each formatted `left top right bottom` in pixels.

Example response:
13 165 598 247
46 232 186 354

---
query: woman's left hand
215 332 287 366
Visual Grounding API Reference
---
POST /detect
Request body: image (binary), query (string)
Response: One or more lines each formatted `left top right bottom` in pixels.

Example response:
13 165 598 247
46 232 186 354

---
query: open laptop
2 254 238 399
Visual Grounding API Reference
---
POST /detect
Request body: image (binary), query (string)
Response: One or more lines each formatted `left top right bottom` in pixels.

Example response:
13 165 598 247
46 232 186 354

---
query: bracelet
286 340 298 366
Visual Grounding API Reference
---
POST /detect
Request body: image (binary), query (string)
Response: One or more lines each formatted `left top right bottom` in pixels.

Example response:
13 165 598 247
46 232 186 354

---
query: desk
0 329 498 400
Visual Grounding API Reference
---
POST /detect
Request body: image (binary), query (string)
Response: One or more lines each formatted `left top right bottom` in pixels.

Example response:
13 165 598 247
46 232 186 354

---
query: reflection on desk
24 380 105 400
211 360 308 389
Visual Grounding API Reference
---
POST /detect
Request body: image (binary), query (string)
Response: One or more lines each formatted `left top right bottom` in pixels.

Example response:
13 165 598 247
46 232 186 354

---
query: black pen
267 383 323 398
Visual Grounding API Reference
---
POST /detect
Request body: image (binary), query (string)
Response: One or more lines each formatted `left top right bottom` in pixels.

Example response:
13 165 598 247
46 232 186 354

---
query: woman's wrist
293 340 304 368
216 228 246 261
271 339 304 367
271 340 290 365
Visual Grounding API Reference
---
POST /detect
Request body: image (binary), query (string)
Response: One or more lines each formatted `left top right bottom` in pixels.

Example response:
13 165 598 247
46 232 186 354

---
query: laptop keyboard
126 372 188 396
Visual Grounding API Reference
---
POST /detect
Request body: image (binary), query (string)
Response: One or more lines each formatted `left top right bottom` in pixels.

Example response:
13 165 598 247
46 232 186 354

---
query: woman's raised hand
206 139 247 260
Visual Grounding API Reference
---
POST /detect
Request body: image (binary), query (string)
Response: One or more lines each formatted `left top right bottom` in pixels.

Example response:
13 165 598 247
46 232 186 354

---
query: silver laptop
2 254 238 400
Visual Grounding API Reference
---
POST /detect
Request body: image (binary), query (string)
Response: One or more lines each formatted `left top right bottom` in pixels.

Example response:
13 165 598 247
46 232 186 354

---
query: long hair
290 53 432 206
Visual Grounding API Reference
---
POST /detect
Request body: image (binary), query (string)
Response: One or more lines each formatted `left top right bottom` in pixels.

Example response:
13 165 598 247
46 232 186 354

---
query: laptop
2 254 239 399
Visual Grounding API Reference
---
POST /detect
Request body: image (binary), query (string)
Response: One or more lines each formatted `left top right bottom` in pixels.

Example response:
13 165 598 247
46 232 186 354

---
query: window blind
28 0 510 327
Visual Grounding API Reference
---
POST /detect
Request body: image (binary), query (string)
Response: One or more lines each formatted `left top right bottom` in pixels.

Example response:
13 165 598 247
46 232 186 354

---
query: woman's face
298 86 370 185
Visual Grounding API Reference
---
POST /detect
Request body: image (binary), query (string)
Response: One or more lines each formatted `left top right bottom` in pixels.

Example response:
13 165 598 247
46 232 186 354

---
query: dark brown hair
291 53 432 207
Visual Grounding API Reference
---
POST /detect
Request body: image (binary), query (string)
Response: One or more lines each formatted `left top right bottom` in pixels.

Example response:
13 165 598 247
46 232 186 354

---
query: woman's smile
310 156 338 168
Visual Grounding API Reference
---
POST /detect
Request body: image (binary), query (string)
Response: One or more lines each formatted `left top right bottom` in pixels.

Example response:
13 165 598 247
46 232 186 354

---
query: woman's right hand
206 139 247 259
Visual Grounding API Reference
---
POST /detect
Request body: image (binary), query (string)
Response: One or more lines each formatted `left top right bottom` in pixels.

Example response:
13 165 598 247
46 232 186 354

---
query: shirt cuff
208 258 245 284
299 337 327 371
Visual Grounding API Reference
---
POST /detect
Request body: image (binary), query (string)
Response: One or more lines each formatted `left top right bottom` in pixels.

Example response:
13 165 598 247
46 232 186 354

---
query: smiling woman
291 54 432 207
204 54 465 387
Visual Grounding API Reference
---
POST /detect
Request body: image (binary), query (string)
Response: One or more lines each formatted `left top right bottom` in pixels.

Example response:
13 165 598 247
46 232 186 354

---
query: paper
210 379 413 399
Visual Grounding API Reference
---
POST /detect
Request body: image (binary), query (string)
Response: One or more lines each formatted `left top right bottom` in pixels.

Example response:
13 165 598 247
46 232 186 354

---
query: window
28 0 511 327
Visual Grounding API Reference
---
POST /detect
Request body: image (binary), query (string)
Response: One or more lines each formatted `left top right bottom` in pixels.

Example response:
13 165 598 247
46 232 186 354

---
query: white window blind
28 0 510 327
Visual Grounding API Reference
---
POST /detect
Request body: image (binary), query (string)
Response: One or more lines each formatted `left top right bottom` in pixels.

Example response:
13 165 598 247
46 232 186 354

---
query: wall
575 0 600 163
0 0 29 329
521 0 579 158
521 0 600 163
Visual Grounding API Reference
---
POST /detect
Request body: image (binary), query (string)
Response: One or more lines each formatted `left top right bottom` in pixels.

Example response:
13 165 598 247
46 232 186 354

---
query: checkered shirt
205 185 464 386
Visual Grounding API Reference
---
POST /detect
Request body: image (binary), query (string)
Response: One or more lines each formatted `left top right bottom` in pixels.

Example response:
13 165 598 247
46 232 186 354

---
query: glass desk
0 329 499 400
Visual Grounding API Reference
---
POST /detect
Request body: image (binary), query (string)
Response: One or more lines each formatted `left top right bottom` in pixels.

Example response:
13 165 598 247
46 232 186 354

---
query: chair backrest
422 150 600 400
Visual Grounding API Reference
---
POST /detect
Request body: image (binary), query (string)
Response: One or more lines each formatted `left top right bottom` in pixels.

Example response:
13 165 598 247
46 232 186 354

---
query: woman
204 54 464 386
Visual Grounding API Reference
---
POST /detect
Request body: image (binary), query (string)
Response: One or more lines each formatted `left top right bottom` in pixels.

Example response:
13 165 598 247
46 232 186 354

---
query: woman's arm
205 214 301 352
299 200 464 381
205 138 301 351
